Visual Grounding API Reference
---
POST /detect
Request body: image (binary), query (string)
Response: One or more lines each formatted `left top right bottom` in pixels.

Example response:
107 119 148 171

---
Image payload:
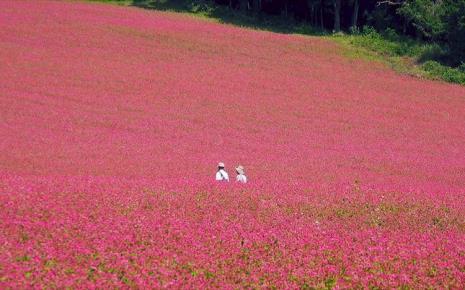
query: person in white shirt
215 162 229 182
235 165 247 183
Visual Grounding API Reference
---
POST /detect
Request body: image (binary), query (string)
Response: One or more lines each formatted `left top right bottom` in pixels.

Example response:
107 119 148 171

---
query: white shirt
236 174 247 183
216 169 229 181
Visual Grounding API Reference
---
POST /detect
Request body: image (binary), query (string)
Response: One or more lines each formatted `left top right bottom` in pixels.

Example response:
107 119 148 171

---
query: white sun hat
218 162 225 168
235 165 244 174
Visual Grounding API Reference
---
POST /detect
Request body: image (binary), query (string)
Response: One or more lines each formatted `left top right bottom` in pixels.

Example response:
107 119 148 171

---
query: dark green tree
443 0 465 65
397 0 446 40
333 0 341 32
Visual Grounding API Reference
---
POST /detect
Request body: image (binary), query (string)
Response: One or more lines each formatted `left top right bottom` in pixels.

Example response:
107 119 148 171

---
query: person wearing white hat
215 162 229 182
235 165 247 183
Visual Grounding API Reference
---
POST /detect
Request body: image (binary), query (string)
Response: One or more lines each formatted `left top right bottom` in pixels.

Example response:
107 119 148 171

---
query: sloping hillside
0 1 464 288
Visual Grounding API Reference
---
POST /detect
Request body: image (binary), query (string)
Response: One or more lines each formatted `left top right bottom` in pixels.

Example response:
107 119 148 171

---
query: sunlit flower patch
1 0 464 288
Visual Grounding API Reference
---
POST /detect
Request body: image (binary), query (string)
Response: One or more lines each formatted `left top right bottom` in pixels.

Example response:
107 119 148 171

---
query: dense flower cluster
1 176 464 288
1 0 464 288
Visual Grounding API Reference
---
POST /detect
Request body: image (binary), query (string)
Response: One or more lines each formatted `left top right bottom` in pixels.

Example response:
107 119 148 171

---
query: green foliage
332 26 465 85
422 61 465 85
395 0 465 66
324 276 337 289
397 0 446 40
350 26 415 57
366 4 396 32
15 255 31 262
443 0 465 66
341 26 441 60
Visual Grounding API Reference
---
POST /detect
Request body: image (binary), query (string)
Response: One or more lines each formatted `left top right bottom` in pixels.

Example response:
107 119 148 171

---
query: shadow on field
130 0 325 35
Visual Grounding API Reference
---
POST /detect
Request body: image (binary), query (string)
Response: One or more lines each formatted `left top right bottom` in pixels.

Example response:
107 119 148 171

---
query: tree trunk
307 2 315 25
254 0 261 12
333 0 341 32
351 0 359 31
312 5 316 26
320 0 324 29
244 0 252 11
307 0 314 25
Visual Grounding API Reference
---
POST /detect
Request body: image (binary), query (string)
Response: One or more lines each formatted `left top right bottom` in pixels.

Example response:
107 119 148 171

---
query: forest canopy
207 0 465 66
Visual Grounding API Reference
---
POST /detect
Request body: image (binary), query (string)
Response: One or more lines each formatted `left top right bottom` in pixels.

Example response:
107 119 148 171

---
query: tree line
216 0 465 66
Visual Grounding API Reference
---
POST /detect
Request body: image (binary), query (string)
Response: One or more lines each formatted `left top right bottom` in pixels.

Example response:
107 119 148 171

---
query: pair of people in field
216 162 247 183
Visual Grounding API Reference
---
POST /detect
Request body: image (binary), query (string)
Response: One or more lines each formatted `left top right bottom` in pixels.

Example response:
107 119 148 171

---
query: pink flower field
1 0 464 288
